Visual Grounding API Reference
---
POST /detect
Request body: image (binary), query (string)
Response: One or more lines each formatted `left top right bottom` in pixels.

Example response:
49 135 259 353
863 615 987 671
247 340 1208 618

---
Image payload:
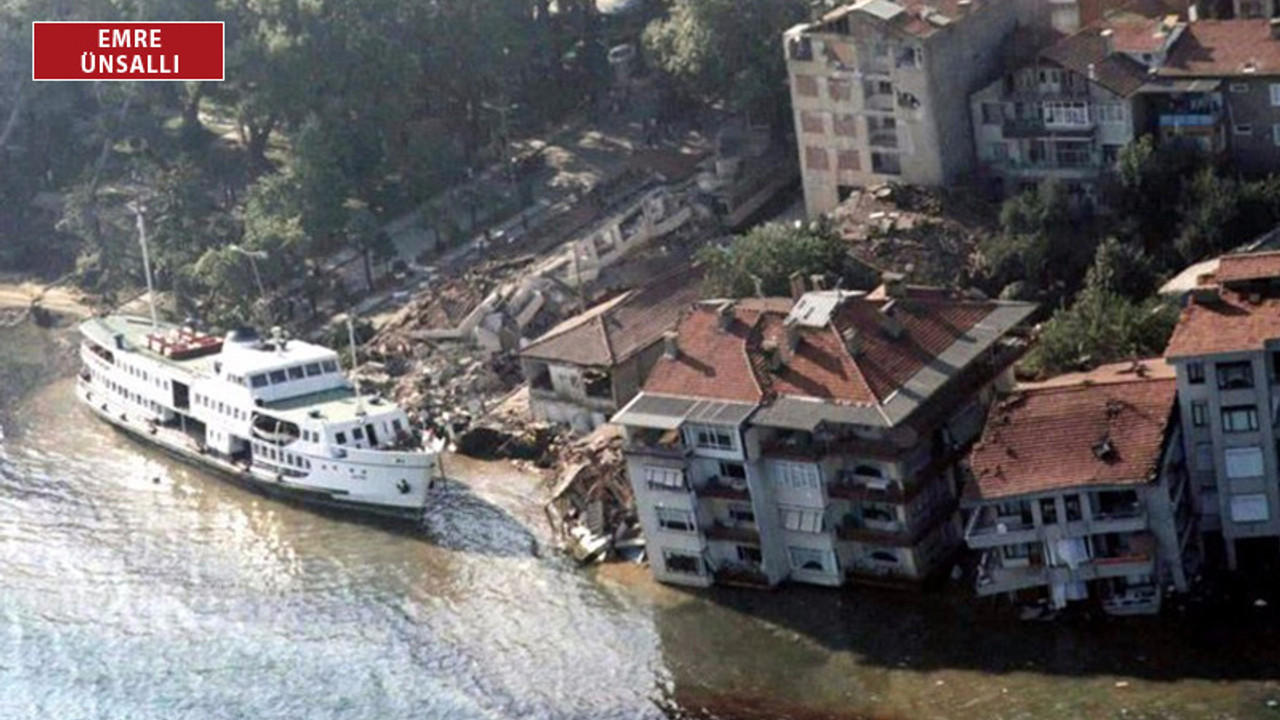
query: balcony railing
695 477 750 501
705 523 761 543
868 130 899 149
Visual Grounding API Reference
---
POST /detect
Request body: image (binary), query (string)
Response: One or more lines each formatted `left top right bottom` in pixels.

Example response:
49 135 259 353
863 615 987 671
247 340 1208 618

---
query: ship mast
128 201 159 330
346 314 366 416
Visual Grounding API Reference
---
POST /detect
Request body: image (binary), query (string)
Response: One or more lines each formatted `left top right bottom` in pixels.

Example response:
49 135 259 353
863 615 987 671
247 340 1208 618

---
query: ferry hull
77 383 433 523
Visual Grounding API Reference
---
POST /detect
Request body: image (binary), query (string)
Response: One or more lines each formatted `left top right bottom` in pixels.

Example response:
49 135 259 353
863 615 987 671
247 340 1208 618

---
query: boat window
353 427 365 441
392 419 403 434
335 431 347 445
269 370 287 384
321 360 339 373
305 363 323 377
251 374 269 388
288 366 306 380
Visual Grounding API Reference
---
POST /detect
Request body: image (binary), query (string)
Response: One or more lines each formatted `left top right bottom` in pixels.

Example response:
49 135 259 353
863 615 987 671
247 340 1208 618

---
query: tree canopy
697 220 878 298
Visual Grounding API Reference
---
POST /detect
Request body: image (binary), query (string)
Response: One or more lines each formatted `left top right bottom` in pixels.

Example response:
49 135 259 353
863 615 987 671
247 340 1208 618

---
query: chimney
789 271 806 301
784 318 800 355
1188 286 1220 305
1100 28 1115 56
881 271 906 299
842 326 862 356
717 302 734 331
877 300 905 339
662 330 679 359
810 273 827 291
1188 3 1197 23
956 0 972 16
762 339 783 372
1270 17 1280 40
1087 63 1097 82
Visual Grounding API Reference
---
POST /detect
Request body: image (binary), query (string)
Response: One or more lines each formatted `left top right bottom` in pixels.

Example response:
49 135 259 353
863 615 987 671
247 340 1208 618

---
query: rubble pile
833 184 993 288
542 425 642 564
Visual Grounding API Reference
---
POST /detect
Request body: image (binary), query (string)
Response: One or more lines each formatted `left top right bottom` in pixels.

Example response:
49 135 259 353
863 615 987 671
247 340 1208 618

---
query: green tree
697 220 876 298
643 0 808 122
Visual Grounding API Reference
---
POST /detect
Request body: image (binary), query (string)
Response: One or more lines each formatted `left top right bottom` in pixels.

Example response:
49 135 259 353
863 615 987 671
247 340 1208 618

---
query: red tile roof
642 287 1002 407
1165 288 1280 358
1041 25 1155 97
520 266 704 367
1161 20 1280 77
966 360 1177 501
1213 250 1280 285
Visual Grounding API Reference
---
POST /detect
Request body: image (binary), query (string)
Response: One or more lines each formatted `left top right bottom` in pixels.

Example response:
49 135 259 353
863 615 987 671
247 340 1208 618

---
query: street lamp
227 244 269 324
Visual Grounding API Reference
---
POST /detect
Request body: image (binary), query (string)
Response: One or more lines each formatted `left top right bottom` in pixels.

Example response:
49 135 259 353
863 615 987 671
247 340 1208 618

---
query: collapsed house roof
966 360 1177 501
519 266 706 368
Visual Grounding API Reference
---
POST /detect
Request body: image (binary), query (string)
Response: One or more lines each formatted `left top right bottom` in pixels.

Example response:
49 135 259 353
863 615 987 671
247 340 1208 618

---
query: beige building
963 361 1198 615
613 278 1035 589
784 0 1023 216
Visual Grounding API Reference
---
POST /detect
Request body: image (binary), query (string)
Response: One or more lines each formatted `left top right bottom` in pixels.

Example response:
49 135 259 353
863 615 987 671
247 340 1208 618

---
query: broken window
527 362 553 391
663 550 703 575
583 368 612 399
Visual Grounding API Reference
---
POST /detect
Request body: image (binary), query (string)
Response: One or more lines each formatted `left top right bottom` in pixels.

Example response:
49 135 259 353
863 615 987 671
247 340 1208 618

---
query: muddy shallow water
1 320 1278 720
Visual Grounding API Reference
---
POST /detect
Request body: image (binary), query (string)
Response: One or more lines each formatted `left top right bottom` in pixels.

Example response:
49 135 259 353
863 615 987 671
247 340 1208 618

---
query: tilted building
1165 250 1280 568
613 278 1035 589
963 360 1198 615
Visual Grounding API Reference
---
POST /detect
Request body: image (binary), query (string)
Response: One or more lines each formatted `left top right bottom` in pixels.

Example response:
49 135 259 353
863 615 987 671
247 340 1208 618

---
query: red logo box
33 21 224 81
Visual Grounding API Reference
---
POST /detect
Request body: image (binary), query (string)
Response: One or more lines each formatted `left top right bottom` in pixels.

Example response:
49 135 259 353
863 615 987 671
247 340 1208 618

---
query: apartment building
1165 250 1280 568
970 14 1174 205
613 278 1035 589
784 0 1021 216
963 361 1198 615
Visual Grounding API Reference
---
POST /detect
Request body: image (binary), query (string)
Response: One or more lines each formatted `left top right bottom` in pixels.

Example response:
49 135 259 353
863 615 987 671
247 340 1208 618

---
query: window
269 370 288 384
1039 498 1058 525
321 360 339 373
250 374 269 388
1187 362 1204 384
736 545 763 565
1235 124 1254 136
804 146 829 171
788 546 835 574
1230 494 1270 523
1217 362 1254 389
656 506 696 533
1095 102 1126 124
980 102 1003 125
832 113 857 137
772 461 821 490
689 425 735 451
644 465 686 490
288 366 306 380
352 428 364 441
1192 401 1208 427
780 506 825 533
1271 83 1280 106
1273 124 1280 147
853 464 883 479
1222 406 1260 433
305 363 323 377
794 75 818 97
1194 442 1214 472
1043 101 1089 127
1225 446 1265 479
719 462 746 480
335 431 347 445
987 142 1008 162
800 111 825 134
662 550 703 575
787 36 812 61
869 549 899 565
728 503 756 525
827 78 852 101
1231 82 1250 94
1064 494 1083 522
836 149 861 171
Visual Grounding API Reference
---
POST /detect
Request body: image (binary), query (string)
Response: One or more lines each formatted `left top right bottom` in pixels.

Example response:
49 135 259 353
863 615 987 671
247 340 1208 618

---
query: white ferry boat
75 315 444 520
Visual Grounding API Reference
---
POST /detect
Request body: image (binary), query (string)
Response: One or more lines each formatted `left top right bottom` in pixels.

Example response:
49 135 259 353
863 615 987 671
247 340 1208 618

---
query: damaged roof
520 265 705 368
1040 24 1156 97
634 285 1035 428
1165 249 1280 358
1161 19 1280 78
966 360 1177 502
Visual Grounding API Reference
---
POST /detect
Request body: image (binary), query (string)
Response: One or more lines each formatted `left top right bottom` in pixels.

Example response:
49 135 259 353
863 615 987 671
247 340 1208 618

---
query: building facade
784 0 1022 216
614 280 1035 589
963 361 1198 615
1165 251 1280 568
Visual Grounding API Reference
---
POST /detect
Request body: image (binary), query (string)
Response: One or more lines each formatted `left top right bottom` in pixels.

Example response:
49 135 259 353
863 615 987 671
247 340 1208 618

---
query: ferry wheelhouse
76 315 443 519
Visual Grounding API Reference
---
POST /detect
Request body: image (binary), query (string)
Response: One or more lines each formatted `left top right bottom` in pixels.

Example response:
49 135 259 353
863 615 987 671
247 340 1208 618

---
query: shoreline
0 275 92 323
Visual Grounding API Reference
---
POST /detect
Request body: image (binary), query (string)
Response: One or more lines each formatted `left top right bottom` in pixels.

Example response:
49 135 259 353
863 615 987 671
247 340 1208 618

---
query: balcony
828 473 910 503
705 522 761 544
868 130 899 149
695 476 750 501
1086 552 1154 580
714 563 772 588
624 428 690 459
1002 117 1094 138
975 553 1050 596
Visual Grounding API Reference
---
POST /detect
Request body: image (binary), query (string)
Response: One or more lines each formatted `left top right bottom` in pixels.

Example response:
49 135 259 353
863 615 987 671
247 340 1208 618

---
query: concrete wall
1223 77 1280 175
